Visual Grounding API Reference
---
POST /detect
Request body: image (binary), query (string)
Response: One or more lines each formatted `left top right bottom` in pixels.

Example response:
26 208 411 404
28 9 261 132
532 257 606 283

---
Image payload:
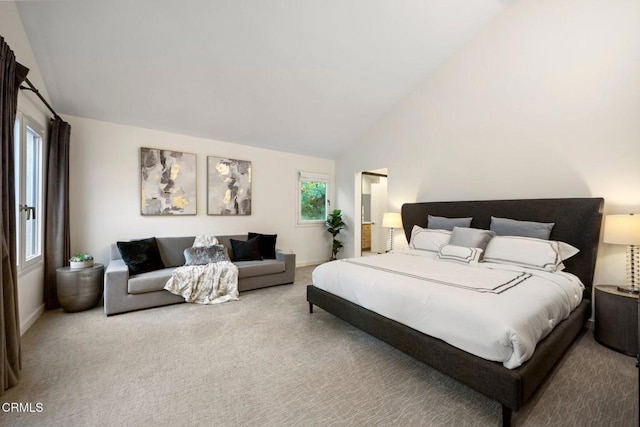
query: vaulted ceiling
16 1 512 158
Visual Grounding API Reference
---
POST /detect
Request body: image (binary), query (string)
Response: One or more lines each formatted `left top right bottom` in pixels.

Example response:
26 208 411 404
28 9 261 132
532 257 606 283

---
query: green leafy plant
326 209 346 260
69 253 93 262
300 181 327 220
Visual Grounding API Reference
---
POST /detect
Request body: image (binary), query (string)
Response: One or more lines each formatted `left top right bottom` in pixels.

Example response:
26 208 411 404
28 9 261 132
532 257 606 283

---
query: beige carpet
1 266 638 426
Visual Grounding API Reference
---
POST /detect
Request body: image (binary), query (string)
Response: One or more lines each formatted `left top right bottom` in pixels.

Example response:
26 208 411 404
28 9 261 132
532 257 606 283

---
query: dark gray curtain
44 117 71 310
1 37 28 396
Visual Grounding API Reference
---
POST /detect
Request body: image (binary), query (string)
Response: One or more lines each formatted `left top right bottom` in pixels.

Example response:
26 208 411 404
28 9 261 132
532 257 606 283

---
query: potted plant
326 209 346 261
69 253 94 269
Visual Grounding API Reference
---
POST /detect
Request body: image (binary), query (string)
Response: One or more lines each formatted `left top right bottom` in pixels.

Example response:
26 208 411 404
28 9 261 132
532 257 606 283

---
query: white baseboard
21 303 45 336
296 259 327 268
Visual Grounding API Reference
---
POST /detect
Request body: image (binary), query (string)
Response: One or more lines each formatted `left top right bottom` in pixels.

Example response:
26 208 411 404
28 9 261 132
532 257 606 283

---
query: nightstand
594 285 639 356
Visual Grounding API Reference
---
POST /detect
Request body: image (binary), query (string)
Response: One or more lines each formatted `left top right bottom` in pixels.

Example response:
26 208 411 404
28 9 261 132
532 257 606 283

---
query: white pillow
557 241 580 261
483 236 579 272
193 234 219 247
409 225 451 252
437 244 483 266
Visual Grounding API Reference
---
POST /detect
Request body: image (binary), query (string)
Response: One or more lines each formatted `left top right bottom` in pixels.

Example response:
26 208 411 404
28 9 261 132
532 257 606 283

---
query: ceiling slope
16 0 510 158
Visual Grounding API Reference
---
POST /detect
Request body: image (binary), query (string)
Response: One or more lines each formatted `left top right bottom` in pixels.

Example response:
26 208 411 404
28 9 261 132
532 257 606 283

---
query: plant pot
70 260 93 269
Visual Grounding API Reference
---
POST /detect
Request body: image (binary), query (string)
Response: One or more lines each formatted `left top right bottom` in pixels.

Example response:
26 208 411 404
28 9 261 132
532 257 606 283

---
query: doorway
360 169 388 256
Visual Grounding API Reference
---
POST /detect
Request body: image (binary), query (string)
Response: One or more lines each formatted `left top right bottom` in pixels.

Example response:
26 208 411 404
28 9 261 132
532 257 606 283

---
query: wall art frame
140 147 197 215
207 156 252 215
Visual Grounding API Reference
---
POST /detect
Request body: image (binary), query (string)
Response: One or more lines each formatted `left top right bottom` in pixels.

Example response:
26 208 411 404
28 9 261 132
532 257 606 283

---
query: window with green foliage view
299 180 328 222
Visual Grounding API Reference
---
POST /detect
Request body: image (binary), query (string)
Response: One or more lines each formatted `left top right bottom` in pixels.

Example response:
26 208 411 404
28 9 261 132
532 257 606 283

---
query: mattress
311 249 584 369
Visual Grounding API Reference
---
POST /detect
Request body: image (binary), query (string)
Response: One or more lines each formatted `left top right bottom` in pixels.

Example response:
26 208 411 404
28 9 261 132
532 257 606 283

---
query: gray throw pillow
184 245 228 266
427 215 473 231
490 216 554 240
449 227 495 252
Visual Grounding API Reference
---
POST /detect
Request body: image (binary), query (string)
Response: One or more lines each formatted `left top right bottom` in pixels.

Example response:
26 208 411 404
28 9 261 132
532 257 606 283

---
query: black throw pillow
117 237 165 275
230 236 262 261
248 232 278 259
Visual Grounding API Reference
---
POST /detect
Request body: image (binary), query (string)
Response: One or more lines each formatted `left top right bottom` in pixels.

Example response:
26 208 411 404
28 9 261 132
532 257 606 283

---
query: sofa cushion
248 232 277 259
231 236 262 261
235 260 286 279
156 236 196 267
128 268 175 294
117 237 165 275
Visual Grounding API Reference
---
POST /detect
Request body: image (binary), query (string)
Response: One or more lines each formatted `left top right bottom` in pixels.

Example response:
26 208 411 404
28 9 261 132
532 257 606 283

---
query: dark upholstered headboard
401 198 604 298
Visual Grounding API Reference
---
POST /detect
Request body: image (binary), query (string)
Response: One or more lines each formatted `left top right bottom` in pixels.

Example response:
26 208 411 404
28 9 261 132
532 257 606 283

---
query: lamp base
616 285 640 294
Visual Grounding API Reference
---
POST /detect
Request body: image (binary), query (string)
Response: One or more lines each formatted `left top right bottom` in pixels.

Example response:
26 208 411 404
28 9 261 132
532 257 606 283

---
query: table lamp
382 212 403 251
603 213 640 294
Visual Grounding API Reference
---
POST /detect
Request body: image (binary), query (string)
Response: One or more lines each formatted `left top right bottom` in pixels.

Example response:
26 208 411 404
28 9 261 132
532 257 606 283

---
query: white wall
1 1 54 333
336 0 640 290
66 115 335 269
5 0 334 330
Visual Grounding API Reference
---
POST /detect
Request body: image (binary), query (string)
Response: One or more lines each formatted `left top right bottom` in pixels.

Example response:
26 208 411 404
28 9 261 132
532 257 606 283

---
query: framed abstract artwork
140 147 197 215
207 156 252 215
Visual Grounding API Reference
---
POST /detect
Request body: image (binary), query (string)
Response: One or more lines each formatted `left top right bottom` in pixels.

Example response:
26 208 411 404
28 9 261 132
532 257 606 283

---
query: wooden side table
594 285 639 356
56 263 104 312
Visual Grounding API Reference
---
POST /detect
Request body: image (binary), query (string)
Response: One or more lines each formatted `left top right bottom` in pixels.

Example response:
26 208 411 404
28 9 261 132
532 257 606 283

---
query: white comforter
165 261 239 304
312 250 584 369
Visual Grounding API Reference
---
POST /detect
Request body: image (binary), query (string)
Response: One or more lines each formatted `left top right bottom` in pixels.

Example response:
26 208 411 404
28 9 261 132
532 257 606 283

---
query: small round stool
56 263 104 312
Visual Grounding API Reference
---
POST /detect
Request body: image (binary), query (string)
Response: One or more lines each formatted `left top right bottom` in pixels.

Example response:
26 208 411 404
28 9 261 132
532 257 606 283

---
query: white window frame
297 171 331 227
14 112 45 273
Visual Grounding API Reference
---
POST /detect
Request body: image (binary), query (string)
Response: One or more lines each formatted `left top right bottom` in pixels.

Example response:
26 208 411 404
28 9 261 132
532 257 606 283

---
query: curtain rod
19 77 60 119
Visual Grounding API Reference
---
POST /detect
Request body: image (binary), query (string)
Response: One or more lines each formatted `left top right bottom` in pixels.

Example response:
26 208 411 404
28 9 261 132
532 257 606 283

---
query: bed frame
307 198 604 427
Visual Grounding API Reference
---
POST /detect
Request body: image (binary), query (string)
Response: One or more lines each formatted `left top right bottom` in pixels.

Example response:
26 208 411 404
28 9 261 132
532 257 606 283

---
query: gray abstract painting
140 147 197 215
207 156 252 215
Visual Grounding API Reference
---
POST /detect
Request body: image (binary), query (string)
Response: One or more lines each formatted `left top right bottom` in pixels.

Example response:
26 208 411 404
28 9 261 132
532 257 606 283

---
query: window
298 172 330 225
14 113 44 271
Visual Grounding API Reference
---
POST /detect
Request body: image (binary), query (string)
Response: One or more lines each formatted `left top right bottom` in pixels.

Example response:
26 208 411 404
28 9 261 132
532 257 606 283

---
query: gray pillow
427 215 472 231
490 216 554 240
184 245 228 266
449 227 495 252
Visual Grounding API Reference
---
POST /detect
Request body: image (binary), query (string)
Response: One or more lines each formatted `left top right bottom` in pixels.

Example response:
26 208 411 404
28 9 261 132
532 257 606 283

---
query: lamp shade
603 214 640 245
382 212 402 229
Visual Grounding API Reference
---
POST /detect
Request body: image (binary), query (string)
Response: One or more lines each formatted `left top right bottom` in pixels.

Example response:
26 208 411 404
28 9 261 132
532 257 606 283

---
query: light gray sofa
104 235 296 315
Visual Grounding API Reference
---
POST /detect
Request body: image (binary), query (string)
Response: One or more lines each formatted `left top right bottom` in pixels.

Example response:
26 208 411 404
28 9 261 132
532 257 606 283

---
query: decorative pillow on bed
449 227 495 252
193 234 219 247
483 236 579 272
116 237 165 275
427 215 472 231
409 225 451 252
490 217 554 240
248 232 277 259
184 245 229 266
230 236 263 261
437 244 483 266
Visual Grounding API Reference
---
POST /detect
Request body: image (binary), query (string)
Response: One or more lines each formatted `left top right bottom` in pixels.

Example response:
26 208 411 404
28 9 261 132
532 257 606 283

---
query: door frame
356 170 388 257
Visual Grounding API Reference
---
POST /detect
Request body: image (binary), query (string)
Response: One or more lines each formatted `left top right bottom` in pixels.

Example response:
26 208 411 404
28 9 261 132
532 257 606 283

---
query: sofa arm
104 259 130 315
276 250 296 283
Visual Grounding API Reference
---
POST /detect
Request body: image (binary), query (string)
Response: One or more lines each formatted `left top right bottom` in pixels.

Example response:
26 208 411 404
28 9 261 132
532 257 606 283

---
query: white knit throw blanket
164 261 239 304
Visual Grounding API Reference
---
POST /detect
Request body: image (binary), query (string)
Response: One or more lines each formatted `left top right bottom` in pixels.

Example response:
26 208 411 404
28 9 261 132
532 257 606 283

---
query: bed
306 198 603 427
